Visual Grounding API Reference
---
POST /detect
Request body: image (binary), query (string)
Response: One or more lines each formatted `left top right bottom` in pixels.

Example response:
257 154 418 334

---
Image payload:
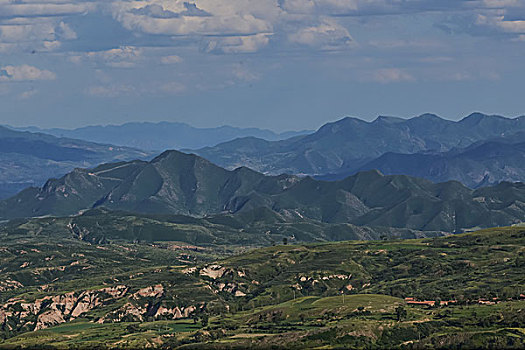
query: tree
396 306 407 321
282 237 288 245
201 313 209 327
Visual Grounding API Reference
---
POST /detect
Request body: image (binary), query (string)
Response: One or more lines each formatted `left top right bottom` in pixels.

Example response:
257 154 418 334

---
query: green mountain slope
1 150 524 232
0 208 443 247
0 226 523 348
192 113 525 176
0 126 153 199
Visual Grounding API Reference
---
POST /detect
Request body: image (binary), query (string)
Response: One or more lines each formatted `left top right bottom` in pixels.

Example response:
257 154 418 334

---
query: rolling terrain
0 226 523 348
1 150 524 233
0 126 153 199
0 208 444 247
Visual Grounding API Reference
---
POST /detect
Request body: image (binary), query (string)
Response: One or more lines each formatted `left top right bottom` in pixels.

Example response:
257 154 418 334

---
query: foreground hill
321 136 525 188
1 150 524 232
192 113 525 176
12 122 311 151
0 226 523 348
0 126 152 199
1 208 443 247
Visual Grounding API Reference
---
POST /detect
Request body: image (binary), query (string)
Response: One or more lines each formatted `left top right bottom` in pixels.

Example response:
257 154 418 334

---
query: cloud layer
0 65 56 82
1 0 525 131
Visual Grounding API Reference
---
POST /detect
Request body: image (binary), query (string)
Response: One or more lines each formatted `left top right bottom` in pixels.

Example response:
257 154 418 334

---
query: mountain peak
151 149 200 162
460 112 489 123
373 116 404 124
316 116 367 134
413 113 444 121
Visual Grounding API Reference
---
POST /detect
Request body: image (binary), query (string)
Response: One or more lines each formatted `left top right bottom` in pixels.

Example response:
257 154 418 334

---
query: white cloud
87 80 186 97
160 55 183 64
159 81 186 94
76 46 144 68
87 84 137 97
0 65 56 82
288 19 353 49
18 89 38 99
206 33 271 53
0 2 94 18
473 13 525 38
110 2 273 36
232 64 259 81
482 0 522 8
281 0 358 14
370 68 415 83
0 19 76 53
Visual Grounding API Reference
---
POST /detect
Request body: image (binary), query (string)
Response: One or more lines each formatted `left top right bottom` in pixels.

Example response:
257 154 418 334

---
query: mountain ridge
0 126 153 199
192 112 525 176
1 149 524 233
7 121 313 151
319 137 525 188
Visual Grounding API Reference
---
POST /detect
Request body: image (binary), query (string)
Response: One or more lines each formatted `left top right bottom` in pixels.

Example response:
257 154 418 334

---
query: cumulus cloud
205 33 271 53
87 80 186 97
115 11 269 38
476 14 525 34
159 81 186 94
0 2 94 19
232 63 259 81
288 19 353 49
281 0 357 15
87 84 137 97
0 0 523 98
370 68 415 83
0 19 77 53
0 64 56 82
160 55 183 64
73 46 144 68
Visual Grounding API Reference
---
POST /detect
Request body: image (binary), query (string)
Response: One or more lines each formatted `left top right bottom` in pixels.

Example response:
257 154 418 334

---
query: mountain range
10 122 312 151
320 132 525 188
192 113 525 180
2 112 525 202
1 149 524 233
0 126 152 199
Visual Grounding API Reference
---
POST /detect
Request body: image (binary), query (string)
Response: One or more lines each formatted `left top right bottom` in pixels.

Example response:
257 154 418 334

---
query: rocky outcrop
135 284 164 298
0 279 23 292
0 285 128 332
1 283 200 336
200 265 227 279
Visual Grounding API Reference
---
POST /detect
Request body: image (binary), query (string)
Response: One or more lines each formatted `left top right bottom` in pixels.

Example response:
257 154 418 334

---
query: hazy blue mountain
192 113 525 176
0 126 153 199
1 149 524 233
11 122 312 151
319 135 525 188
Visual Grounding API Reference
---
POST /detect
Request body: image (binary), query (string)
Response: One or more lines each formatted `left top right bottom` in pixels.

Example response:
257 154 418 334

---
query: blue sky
1 0 525 131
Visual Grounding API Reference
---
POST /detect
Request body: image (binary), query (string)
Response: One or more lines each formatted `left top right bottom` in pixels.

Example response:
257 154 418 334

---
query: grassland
0 226 524 348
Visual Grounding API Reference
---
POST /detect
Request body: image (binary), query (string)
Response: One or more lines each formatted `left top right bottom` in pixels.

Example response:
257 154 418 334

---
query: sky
1 0 525 132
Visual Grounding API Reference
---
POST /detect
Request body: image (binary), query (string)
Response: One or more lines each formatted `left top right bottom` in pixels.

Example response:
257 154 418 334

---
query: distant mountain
1 149 524 233
0 126 153 199
192 113 525 176
11 122 312 151
320 135 525 188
